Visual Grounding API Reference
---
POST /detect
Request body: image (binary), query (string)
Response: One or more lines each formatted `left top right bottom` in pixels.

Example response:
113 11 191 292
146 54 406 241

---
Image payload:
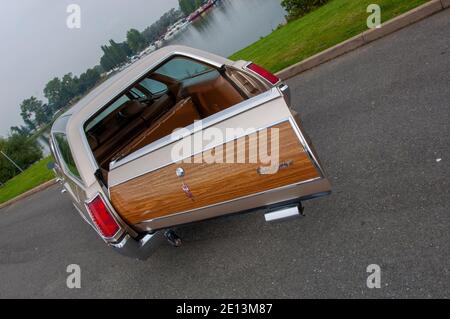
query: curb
0 179 58 210
276 0 447 80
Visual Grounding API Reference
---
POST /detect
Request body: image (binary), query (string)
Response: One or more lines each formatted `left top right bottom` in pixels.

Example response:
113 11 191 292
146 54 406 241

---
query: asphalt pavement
0 9 448 298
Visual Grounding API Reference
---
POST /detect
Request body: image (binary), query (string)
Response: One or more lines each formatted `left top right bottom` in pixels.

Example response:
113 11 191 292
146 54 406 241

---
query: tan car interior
85 59 265 183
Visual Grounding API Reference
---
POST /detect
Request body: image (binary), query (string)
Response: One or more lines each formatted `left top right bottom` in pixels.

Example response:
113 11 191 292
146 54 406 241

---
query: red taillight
246 63 280 85
86 195 120 238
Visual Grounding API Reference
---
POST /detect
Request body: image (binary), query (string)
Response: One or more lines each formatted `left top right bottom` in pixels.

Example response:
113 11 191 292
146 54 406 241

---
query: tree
281 0 329 19
20 97 41 131
108 40 129 64
99 40 132 71
19 97 53 129
120 41 133 57
60 73 79 105
34 103 53 126
178 0 203 15
44 73 80 113
126 29 148 54
100 54 115 72
65 74 79 103
0 134 42 183
142 8 184 43
10 125 31 136
77 68 101 94
44 77 63 111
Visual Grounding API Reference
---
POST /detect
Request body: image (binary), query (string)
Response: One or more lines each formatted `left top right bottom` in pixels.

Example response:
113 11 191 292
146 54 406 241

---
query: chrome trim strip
171 51 224 69
110 232 165 260
288 117 326 178
141 176 322 227
110 88 281 170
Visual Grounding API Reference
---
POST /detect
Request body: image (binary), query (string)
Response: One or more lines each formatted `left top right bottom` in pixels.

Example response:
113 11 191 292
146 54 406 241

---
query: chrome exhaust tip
264 205 303 223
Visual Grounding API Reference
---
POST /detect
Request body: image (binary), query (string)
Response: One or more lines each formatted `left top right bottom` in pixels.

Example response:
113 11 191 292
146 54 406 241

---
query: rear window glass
139 78 168 95
155 57 213 81
53 133 81 180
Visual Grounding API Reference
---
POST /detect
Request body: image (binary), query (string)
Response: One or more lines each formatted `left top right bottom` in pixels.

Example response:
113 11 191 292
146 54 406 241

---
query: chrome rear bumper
135 177 331 232
110 232 165 260
111 184 330 259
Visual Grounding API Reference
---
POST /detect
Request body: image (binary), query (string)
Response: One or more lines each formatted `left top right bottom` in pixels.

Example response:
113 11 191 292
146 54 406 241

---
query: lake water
167 0 287 57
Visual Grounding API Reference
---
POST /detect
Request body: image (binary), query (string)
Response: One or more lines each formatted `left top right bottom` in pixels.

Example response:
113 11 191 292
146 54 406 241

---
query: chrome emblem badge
176 167 185 178
182 182 194 200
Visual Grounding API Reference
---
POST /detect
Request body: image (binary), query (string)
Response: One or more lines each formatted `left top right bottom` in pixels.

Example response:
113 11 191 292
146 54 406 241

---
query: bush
281 0 330 19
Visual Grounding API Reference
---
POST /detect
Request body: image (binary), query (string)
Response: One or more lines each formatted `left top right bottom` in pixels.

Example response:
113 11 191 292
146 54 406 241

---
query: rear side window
53 133 81 180
85 95 130 131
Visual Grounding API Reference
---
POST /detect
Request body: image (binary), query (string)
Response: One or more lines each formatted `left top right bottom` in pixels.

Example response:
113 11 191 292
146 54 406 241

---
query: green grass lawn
0 156 55 204
230 0 429 72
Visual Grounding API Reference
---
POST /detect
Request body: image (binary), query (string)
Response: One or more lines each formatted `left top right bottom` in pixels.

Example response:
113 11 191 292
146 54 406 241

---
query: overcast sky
0 0 179 136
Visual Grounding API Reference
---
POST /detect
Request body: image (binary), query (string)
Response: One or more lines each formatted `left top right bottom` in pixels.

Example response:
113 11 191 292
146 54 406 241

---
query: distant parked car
130 55 140 63
50 45 331 258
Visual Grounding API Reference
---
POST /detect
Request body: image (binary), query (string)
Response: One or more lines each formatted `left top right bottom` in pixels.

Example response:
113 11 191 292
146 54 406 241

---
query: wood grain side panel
110 121 320 225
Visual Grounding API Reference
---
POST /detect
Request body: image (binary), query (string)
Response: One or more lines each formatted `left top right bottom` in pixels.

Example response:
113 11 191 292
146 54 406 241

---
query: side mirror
47 161 56 170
